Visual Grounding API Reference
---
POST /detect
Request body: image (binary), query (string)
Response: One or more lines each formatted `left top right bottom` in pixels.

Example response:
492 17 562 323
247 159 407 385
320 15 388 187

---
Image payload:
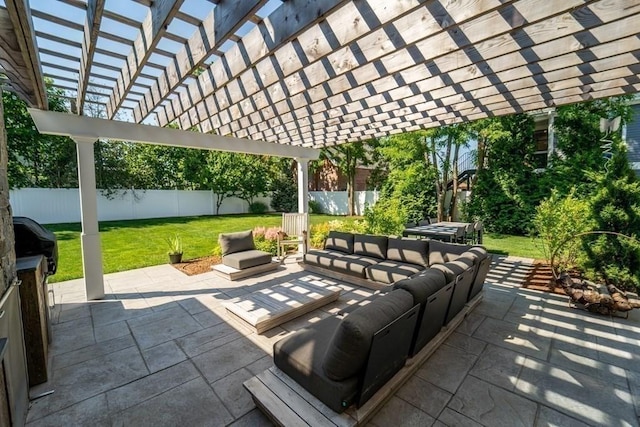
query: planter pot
169 253 183 264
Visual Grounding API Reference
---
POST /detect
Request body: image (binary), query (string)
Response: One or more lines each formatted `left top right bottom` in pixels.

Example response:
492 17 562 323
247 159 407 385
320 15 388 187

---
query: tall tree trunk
438 136 452 221
449 141 461 221
471 136 486 189
430 136 442 221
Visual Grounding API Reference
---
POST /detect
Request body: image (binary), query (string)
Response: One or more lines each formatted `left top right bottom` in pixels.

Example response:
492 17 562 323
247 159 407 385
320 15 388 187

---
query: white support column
74 137 105 300
297 158 309 214
297 158 310 253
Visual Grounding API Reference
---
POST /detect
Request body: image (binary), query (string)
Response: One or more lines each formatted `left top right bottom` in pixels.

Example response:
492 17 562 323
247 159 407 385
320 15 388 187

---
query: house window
533 129 549 169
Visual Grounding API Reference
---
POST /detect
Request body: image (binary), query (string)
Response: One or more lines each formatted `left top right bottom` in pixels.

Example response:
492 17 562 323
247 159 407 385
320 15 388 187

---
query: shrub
310 222 331 248
252 226 281 255
308 199 324 214
249 201 268 214
364 198 407 236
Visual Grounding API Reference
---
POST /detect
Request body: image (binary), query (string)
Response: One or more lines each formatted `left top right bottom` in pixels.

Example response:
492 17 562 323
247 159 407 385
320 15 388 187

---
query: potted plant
167 234 183 264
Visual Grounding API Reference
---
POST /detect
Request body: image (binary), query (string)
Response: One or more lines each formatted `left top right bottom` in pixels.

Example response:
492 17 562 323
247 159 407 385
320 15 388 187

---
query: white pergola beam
28 109 320 160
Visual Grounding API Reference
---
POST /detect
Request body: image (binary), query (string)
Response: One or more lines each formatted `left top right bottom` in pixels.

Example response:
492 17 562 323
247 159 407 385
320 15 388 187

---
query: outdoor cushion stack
218 230 271 270
275 231 493 413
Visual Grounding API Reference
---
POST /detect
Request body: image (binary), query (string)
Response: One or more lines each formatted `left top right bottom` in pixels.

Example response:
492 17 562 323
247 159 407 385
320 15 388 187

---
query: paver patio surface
26 256 640 426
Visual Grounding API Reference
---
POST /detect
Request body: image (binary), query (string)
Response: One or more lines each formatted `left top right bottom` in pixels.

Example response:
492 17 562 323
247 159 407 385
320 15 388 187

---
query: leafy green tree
582 140 640 291
364 131 437 229
543 95 634 197
466 114 539 234
4 81 77 188
203 151 240 214
270 158 298 212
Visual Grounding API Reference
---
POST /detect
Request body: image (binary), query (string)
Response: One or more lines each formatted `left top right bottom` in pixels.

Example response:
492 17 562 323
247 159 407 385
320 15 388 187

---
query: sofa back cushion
394 269 446 305
428 239 470 265
430 259 473 283
325 231 354 254
387 238 429 268
323 289 414 381
353 234 388 260
218 230 255 256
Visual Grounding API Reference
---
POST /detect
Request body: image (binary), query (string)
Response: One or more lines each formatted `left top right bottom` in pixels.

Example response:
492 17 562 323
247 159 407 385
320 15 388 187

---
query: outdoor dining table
402 221 471 242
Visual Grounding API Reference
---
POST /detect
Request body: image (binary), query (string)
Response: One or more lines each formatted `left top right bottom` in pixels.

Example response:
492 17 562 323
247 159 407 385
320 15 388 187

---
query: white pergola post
297 158 310 253
74 137 105 300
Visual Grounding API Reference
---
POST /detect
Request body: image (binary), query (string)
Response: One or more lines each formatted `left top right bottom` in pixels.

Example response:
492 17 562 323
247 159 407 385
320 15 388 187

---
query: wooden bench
244 292 483 426
224 276 341 334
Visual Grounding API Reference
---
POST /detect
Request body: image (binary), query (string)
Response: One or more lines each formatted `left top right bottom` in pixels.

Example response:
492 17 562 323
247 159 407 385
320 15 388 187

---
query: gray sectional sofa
274 231 492 413
302 231 490 293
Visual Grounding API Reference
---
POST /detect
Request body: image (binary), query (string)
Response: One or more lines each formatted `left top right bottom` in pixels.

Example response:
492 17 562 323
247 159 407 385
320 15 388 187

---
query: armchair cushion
218 230 255 256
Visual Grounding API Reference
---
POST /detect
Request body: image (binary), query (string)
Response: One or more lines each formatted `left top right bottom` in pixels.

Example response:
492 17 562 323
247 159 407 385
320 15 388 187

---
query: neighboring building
309 159 373 192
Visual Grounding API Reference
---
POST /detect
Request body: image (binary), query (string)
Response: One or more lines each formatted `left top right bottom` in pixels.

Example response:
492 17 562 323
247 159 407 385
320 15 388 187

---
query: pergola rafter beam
106 0 186 119
132 0 269 123
77 0 106 114
1 2 47 108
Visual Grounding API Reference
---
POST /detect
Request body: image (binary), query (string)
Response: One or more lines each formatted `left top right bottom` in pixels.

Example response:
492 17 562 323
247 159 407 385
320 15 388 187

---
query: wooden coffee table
224 276 341 334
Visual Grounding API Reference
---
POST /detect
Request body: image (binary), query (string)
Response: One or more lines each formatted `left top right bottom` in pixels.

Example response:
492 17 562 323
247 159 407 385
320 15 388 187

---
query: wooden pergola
1 0 639 299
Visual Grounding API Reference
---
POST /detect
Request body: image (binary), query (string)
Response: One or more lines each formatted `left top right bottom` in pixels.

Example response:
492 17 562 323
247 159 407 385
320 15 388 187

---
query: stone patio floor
25 256 640 426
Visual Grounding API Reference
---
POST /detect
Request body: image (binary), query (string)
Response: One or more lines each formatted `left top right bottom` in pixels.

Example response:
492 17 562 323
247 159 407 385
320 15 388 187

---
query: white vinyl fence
9 188 379 224
309 191 379 216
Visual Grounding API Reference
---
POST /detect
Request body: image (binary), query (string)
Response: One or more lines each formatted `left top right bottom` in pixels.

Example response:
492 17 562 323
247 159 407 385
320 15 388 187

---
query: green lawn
46 215 545 283
46 214 358 282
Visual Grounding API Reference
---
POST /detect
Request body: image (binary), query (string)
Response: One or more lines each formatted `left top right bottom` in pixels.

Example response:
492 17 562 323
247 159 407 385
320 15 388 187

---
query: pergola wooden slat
105 0 185 118
1 0 639 143
76 0 105 113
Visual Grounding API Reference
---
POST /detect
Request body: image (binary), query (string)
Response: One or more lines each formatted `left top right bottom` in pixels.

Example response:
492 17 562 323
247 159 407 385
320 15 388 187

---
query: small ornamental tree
533 188 593 275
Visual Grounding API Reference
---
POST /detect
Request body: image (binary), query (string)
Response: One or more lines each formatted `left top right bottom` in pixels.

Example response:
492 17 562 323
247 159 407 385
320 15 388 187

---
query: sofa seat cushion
365 261 423 284
386 238 429 268
330 254 381 278
429 259 473 283
323 289 414 381
223 249 272 270
303 249 346 268
354 234 388 260
219 230 256 256
393 269 447 305
325 231 355 254
273 316 359 413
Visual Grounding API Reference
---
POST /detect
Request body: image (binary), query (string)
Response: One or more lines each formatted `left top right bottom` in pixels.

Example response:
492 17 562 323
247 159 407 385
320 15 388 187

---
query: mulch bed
171 255 222 276
521 259 567 295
